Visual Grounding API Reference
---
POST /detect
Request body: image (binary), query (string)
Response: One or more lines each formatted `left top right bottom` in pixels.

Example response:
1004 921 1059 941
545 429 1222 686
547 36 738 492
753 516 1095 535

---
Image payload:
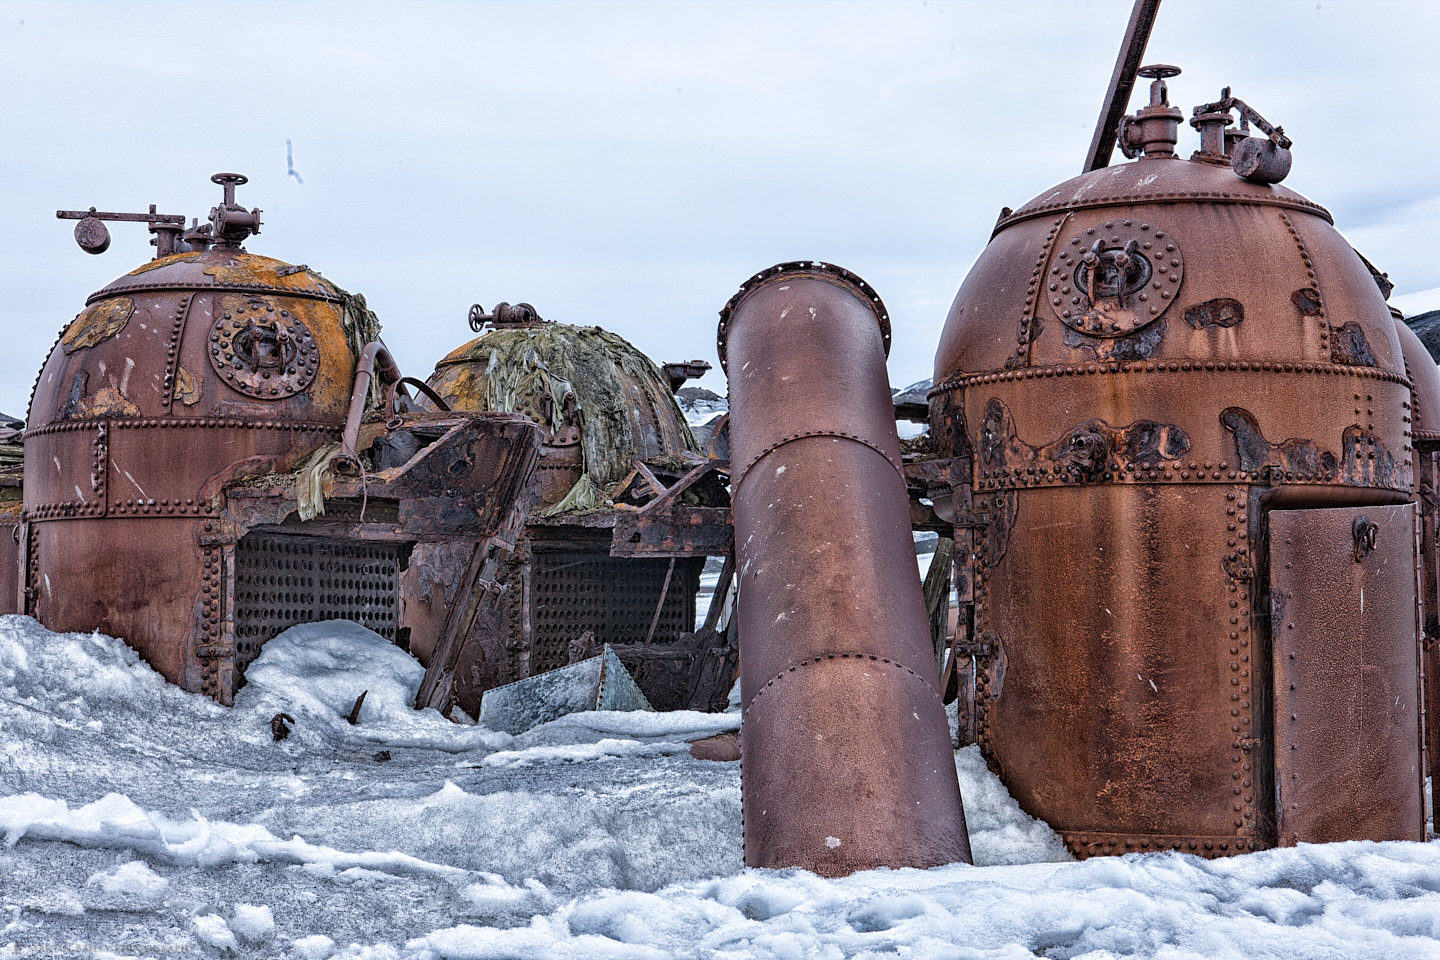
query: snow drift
1 615 1437 959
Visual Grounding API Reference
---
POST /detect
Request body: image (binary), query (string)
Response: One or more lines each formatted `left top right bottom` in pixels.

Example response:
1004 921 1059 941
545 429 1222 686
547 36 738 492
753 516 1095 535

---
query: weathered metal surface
233 533 404 675
25 213 356 697
931 69 1418 856
417 309 735 716
1269 503 1425 844
28 175 550 708
721 261 971 876
478 644 652 735
1396 316 1440 829
0 522 22 615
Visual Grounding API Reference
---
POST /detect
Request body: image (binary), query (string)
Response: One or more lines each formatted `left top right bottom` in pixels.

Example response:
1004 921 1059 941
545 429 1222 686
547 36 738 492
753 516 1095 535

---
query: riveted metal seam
25 418 342 438
1063 830 1261 859
1279 211 1331 360
732 430 904 492
160 293 196 411
86 281 344 307
993 191 1332 235
743 652 943 712
928 359 1412 398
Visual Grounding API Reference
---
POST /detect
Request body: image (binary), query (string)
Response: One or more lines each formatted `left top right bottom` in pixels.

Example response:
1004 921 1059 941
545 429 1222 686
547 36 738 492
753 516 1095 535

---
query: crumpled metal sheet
478 644 652 735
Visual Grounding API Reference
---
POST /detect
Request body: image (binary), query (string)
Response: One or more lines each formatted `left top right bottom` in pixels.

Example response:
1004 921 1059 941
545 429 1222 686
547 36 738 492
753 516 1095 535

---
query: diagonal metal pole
1083 0 1163 173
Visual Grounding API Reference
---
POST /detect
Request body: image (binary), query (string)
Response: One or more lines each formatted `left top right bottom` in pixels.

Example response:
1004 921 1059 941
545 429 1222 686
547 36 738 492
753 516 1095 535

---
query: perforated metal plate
233 533 402 674
530 550 696 675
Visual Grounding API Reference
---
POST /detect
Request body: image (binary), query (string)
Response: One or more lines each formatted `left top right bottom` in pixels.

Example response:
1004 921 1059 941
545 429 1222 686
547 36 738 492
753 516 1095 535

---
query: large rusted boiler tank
410 305 732 716
929 67 1426 856
26 175 373 700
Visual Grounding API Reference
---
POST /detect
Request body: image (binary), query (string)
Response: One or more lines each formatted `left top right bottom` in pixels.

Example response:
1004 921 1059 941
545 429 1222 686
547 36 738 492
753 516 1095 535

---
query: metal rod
643 557 677 646
1083 0 1163 173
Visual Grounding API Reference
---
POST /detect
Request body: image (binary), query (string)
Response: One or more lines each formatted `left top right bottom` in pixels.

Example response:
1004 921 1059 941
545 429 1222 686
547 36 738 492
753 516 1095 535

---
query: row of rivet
733 429 903 492
160 293 195 410
87 280 343 307
26 499 218 520
25 327 66 430
197 541 229 700
1011 217 1067 365
26 418 341 437
25 501 102 520
931 359 1410 397
978 469 1404 492
91 426 107 498
1071 833 1256 857
1224 492 1256 832
1280 212 1331 362
995 189 1331 233
745 652 939 711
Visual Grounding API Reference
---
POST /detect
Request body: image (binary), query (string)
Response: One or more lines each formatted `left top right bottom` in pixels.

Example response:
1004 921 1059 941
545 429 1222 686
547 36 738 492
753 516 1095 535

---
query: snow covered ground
2 616 1438 959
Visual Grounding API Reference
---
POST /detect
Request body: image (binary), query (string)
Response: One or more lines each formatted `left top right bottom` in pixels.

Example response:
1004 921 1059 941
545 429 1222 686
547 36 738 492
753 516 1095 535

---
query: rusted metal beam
1083 0 1163 173
720 261 971 876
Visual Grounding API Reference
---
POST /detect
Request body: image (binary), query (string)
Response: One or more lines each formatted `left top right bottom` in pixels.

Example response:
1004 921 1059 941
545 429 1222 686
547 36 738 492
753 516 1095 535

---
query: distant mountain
1405 309 1440 363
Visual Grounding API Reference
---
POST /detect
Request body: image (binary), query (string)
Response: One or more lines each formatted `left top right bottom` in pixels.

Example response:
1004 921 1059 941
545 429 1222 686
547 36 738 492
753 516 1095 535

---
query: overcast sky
2 0 1437 419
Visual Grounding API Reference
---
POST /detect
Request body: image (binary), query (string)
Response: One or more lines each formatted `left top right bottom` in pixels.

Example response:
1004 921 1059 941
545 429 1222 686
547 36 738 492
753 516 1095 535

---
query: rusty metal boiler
26 175 361 699
929 67 1426 856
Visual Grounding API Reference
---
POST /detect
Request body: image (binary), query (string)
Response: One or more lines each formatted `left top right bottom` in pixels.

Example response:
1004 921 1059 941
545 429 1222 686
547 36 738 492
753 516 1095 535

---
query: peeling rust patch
126 252 201 276
1221 407 1400 487
1291 288 1324 317
62 298 134 353
1331 322 1377 367
172 366 201 405
1184 298 1244 329
1063 317 1167 361
74 385 141 419
1221 407 1335 477
981 397 1191 483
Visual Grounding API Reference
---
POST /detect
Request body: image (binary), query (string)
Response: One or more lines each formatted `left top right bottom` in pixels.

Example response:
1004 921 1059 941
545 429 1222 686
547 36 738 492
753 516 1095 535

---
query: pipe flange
717 260 890 374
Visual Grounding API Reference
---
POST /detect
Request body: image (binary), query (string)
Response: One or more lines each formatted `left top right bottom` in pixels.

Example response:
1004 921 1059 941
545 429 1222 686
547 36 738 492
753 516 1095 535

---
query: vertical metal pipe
718 261 972 876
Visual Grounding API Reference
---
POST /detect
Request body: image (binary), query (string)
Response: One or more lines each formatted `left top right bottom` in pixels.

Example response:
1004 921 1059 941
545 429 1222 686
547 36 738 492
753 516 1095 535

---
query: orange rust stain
62 298 134 354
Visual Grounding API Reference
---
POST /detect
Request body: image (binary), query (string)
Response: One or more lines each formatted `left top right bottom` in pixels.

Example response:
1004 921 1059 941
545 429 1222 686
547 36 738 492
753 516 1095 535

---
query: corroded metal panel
1270 503 1425 845
232 533 402 675
530 550 696 672
0 522 22 615
976 483 1260 855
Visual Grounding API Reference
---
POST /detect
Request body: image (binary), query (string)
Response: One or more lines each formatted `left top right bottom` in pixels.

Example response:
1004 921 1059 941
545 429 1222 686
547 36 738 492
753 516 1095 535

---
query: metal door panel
1270 502 1424 844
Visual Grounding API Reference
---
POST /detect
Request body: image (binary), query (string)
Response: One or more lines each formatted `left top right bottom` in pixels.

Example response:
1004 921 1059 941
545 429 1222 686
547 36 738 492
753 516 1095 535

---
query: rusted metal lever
1192 89 1291 150
1191 89 1292 183
56 205 186 257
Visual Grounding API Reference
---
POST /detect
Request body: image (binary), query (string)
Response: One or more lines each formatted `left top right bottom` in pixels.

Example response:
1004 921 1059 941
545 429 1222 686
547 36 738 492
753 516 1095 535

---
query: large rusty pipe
719 261 972 875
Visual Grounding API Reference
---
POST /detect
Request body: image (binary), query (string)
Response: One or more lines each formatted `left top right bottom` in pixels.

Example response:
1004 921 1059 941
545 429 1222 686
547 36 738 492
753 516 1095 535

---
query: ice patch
0 791 471 879
194 912 238 952
290 933 337 959
231 903 276 943
83 859 168 910
237 620 511 753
